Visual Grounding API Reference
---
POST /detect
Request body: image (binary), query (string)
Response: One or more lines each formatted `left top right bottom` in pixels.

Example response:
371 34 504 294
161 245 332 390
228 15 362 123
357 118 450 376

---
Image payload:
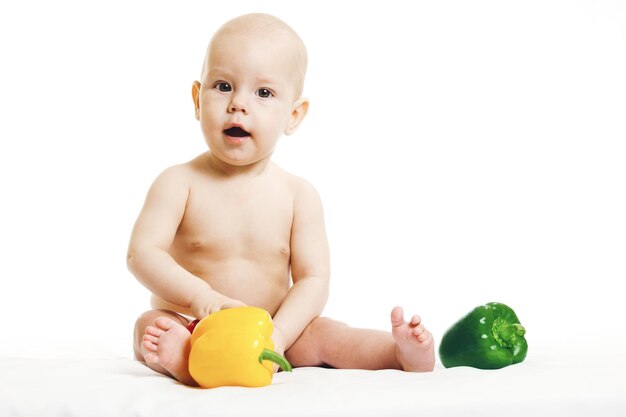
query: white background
1 0 624 359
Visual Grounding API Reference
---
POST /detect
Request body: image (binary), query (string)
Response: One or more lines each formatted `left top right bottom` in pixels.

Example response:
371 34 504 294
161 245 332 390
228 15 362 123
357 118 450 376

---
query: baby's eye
257 88 273 98
215 82 232 92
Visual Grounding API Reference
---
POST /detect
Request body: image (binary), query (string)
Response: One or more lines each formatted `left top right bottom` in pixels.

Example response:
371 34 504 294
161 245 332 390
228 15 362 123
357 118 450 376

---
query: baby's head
192 14 310 167
200 13 308 100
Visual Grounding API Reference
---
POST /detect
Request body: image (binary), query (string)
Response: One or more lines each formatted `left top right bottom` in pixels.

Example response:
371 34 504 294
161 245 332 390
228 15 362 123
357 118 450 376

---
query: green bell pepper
439 302 527 369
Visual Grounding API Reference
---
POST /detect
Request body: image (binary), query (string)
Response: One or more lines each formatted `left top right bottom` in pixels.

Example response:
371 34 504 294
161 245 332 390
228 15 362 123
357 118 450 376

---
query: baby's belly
154 254 290 317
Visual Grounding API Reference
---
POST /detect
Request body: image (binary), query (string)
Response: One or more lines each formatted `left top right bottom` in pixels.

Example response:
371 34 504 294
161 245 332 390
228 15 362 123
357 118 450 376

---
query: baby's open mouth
224 126 251 137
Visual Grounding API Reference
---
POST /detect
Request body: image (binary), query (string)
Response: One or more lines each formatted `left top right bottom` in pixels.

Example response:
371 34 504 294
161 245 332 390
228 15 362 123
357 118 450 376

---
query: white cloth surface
1 344 625 417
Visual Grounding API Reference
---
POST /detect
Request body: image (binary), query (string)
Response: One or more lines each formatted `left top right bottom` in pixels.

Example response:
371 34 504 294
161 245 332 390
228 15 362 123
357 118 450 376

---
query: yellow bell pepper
188 306 292 388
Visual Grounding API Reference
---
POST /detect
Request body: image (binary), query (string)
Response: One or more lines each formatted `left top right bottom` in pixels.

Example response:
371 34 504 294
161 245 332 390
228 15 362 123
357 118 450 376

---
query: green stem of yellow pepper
259 349 292 372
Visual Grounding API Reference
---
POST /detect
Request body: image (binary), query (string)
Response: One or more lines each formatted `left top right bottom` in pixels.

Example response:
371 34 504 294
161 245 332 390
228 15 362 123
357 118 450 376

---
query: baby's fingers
216 299 247 312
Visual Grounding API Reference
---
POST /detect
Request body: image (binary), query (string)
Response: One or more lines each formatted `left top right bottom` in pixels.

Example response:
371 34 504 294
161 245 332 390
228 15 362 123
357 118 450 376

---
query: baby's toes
142 336 158 353
412 324 425 338
154 317 177 332
417 329 433 345
145 325 164 338
143 333 159 346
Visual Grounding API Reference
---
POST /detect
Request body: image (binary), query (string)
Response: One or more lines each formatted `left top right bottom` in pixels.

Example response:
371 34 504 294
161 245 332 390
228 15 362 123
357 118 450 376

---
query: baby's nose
228 95 248 114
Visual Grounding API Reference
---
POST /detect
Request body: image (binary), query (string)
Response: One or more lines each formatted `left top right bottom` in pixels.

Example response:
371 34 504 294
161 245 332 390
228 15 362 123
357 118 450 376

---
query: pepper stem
259 349 293 372
493 319 526 348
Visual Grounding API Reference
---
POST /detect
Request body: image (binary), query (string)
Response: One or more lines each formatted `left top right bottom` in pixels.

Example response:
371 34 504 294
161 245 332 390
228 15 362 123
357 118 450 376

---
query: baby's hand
190 289 246 319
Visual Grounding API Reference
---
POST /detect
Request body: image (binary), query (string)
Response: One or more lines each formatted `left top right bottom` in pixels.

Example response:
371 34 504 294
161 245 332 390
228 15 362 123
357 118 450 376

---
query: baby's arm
272 180 330 352
127 166 244 318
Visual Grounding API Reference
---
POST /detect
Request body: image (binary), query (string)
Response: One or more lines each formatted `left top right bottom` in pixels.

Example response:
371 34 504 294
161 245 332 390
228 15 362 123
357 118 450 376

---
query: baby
128 13 434 386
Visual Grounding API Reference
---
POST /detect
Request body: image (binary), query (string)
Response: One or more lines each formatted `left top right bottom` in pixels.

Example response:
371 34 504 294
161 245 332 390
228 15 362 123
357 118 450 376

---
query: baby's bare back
151 157 296 316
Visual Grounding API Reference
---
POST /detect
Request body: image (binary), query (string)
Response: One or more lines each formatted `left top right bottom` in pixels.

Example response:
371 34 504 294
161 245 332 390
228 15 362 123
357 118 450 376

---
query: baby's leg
286 307 434 372
133 309 197 386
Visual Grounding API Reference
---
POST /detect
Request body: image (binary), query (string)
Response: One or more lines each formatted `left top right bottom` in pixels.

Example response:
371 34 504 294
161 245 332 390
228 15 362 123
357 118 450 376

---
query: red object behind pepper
187 319 200 334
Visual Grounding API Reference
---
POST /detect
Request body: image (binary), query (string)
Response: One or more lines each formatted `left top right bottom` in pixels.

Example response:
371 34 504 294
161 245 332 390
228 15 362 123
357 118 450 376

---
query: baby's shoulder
270 163 322 203
148 158 212 197
153 161 196 186
160 152 221 179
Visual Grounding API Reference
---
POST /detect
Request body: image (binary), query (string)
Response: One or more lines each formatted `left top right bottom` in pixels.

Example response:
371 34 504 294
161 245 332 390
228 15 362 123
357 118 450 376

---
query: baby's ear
285 98 309 135
191 81 201 120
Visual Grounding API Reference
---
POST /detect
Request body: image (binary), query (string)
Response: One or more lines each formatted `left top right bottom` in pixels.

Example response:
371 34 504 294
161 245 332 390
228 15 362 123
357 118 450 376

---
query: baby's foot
391 306 435 372
141 317 197 386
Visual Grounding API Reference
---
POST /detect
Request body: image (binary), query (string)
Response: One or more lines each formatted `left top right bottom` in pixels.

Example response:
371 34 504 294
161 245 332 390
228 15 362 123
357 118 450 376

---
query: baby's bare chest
174 182 294 257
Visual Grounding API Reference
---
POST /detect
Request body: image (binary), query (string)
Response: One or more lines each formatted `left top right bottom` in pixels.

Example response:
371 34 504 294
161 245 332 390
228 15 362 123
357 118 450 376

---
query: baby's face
195 26 307 168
